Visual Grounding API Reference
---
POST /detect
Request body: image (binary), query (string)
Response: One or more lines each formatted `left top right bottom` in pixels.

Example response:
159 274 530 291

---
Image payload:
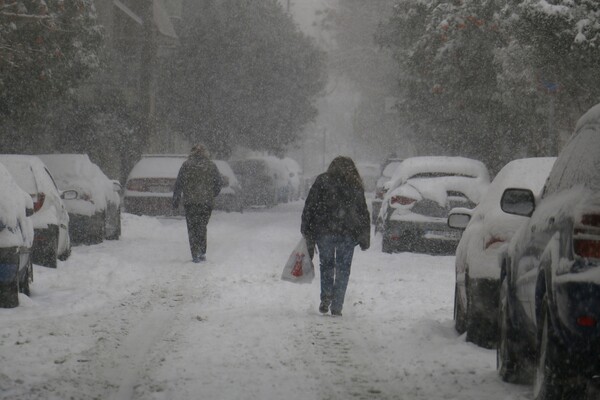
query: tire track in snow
308 317 394 400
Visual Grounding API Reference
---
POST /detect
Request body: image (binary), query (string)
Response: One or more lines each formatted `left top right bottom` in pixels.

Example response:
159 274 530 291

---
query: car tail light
126 179 146 192
391 195 416 206
376 188 387 200
576 316 597 327
33 192 45 212
573 214 600 259
79 192 94 203
485 236 505 250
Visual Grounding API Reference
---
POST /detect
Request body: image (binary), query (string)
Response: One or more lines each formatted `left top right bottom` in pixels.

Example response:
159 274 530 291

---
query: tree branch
0 12 53 20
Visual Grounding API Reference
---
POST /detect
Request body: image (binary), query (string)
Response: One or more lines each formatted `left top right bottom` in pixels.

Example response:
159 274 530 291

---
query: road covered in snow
0 201 530 400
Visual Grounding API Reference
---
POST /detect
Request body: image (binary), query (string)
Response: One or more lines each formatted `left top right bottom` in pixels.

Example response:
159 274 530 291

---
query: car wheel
454 283 466 334
465 275 496 349
382 234 393 253
106 211 121 240
0 279 19 308
19 261 31 297
497 276 529 383
533 296 583 400
42 229 58 269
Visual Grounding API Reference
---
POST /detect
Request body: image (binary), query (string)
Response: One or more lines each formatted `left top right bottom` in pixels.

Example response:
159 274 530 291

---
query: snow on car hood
38 154 118 214
384 156 489 193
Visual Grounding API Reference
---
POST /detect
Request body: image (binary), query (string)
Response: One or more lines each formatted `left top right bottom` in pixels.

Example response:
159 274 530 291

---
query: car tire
454 283 467 334
106 211 121 240
382 234 393 253
42 229 58 269
465 275 496 349
0 279 19 308
20 262 31 297
533 296 584 400
497 276 529 383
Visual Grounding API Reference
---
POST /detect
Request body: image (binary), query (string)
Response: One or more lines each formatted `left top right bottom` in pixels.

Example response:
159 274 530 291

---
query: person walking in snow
173 144 223 263
301 156 370 316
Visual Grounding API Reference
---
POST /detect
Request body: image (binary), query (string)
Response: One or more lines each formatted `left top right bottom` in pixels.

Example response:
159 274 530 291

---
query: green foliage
160 0 327 157
0 0 103 118
377 0 600 171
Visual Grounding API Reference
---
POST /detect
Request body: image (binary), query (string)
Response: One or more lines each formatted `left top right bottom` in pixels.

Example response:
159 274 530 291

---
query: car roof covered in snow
127 154 187 179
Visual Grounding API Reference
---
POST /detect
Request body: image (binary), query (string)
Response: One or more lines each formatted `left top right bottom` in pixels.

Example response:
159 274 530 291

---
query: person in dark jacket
173 144 223 263
301 156 370 316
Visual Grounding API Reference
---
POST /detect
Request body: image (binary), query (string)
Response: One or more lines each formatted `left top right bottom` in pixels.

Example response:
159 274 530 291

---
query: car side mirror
501 188 535 217
61 189 78 201
447 208 472 230
26 207 34 217
112 180 122 193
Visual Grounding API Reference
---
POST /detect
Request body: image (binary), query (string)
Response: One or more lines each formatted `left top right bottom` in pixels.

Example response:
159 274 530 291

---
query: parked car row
123 154 302 216
446 102 600 398
0 154 122 308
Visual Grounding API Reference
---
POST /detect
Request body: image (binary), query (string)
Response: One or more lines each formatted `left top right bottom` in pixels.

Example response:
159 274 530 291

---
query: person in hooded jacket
173 144 223 263
301 156 370 316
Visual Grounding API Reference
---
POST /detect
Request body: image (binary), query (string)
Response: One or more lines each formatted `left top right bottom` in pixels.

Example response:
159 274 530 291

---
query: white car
0 161 35 307
38 154 122 243
448 157 556 349
0 155 73 268
378 156 490 254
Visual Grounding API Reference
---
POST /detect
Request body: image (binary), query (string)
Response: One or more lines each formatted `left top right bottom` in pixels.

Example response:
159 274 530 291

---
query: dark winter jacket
301 172 370 249
173 155 223 207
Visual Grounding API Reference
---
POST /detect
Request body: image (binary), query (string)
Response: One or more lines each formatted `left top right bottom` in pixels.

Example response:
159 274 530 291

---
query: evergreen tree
160 0 327 157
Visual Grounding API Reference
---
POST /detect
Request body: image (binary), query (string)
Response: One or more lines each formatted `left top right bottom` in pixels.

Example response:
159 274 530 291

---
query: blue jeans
316 235 356 313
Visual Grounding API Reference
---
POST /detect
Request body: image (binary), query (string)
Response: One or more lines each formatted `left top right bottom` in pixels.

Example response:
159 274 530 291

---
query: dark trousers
184 203 213 258
316 234 356 313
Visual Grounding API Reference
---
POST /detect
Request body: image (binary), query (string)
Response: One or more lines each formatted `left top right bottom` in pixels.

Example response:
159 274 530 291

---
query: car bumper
553 279 600 378
124 196 183 216
383 219 461 254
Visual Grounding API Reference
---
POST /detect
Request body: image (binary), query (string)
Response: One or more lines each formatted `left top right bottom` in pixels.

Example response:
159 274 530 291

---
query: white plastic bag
281 237 315 284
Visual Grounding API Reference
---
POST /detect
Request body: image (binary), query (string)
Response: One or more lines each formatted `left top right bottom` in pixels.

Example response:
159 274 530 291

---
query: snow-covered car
125 154 234 216
497 103 600 397
0 155 73 268
213 160 243 213
371 159 403 225
38 154 122 243
124 154 187 216
231 158 279 208
448 157 556 349
378 156 490 254
356 162 380 193
0 161 35 308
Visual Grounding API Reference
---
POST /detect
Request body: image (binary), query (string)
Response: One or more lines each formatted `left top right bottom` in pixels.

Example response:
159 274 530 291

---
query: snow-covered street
1 201 530 400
